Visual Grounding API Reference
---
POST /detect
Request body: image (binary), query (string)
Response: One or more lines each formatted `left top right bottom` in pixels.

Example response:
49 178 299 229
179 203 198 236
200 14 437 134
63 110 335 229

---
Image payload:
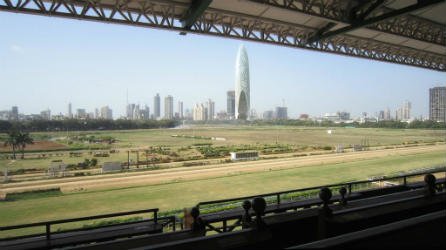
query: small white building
230 151 259 161
102 162 122 173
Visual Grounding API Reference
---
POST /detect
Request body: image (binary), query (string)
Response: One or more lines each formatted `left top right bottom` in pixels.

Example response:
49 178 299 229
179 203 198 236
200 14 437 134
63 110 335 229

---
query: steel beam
249 0 445 46
354 0 385 21
310 0 444 43
181 0 212 30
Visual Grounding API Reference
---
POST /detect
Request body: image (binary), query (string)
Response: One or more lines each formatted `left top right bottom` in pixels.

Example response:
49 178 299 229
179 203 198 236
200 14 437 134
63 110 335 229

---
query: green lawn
1 150 444 237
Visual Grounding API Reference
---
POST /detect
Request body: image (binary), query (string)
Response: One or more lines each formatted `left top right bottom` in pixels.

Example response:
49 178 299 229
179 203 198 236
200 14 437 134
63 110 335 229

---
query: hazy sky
0 12 445 119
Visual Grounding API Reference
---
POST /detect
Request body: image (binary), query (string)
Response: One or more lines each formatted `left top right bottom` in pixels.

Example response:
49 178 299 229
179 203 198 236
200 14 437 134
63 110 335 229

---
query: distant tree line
188 119 446 129
251 119 446 129
0 119 180 133
1 119 444 133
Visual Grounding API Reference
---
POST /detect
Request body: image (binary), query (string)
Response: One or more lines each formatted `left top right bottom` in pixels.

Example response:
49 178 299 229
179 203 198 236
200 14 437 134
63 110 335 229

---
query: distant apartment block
100 106 113 120
193 103 206 121
178 101 183 119
40 109 51 120
76 109 87 119
11 106 19 121
275 106 288 120
227 90 235 119
154 93 161 119
126 103 135 119
429 86 446 123
395 101 411 121
263 110 274 120
323 111 350 122
68 102 73 118
207 99 215 120
164 95 174 119
385 108 391 120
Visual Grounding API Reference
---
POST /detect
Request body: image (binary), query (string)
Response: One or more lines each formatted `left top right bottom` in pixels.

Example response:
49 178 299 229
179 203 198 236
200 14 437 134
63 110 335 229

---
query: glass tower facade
235 45 250 120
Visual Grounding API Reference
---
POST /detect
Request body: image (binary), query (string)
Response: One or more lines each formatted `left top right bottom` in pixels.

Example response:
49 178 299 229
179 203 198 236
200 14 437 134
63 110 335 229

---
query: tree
17 132 34 159
4 130 19 159
3 130 34 159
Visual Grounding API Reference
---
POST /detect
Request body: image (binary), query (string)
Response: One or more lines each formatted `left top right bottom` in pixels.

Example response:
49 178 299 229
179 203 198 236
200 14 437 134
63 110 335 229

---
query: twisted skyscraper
235 45 250 120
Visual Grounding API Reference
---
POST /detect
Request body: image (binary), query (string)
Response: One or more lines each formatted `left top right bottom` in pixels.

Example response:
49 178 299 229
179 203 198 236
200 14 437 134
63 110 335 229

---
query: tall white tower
235 45 250 120
68 103 72 118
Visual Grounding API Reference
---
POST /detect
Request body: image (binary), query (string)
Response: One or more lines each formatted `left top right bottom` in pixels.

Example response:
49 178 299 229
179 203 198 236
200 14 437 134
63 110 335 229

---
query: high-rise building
395 107 402 121
403 101 411 120
385 108 391 120
11 106 19 121
337 111 350 121
126 103 136 120
76 109 87 119
68 103 72 118
133 105 141 120
154 93 161 119
141 105 150 120
263 110 274 120
100 106 113 120
429 86 446 123
193 103 206 121
207 99 215 120
275 107 288 120
226 91 235 119
235 45 250 120
40 109 51 120
178 101 183 119
394 101 411 121
378 110 385 121
164 95 174 119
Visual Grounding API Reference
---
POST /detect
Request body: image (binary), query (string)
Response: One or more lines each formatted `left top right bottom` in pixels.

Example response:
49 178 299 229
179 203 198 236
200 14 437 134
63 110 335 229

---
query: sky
0 11 445 119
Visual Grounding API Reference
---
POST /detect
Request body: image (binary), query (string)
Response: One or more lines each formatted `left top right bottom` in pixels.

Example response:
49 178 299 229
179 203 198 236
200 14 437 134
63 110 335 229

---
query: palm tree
17 132 34 159
3 130 34 159
4 130 19 159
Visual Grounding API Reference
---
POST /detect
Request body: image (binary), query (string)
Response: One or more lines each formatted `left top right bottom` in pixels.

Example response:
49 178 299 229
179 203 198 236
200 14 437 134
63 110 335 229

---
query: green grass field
1 150 444 235
1 126 445 171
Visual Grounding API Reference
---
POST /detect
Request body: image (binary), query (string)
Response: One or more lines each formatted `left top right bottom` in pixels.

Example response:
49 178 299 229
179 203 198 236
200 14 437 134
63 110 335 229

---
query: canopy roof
1 0 445 71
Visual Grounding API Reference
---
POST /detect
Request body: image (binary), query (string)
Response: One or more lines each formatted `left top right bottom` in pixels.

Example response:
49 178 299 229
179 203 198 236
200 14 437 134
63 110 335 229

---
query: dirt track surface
0 141 67 152
2 145 445 194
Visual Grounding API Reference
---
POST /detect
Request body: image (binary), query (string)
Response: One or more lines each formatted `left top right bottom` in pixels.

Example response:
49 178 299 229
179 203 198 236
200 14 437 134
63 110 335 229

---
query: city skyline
1 12 445 118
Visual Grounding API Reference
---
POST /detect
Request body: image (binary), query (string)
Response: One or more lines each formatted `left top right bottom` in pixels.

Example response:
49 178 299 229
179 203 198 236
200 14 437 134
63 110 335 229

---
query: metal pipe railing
197 167 446 209
0 208 159 241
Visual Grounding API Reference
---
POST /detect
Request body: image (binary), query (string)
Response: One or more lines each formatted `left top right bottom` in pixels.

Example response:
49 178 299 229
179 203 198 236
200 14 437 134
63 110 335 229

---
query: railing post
318 187 333 240
45 223 51 245
277 194 281 205
403 176 407 186
222 220 227 232
339 187 347 206
348 183 352 194
172 216 176 231
153 210 158 224
424 174 437 197
241 200 252 229
252 197 267 230
191 207 206 235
